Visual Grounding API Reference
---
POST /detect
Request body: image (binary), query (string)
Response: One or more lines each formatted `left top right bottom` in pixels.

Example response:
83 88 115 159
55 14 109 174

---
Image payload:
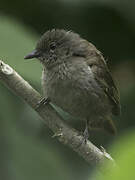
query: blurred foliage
0 16 42 85
0 0 135 180
93 130 135 180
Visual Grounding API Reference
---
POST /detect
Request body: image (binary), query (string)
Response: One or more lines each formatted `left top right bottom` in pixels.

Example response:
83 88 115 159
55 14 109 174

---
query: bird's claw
82 126 89 144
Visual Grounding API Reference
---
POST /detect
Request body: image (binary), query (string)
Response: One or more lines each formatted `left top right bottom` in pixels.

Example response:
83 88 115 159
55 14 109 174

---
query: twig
0 59 115 166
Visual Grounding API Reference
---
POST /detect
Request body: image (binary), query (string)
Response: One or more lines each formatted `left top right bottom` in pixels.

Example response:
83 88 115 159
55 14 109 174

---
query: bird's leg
75 120 89 148
82 119 89 144
35 97 50 110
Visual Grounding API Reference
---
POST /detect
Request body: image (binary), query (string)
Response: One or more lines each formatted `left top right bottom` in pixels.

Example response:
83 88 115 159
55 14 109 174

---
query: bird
24 29 120 140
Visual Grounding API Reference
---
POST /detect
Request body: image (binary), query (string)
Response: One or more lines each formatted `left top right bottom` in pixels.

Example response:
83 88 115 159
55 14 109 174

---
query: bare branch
0 60 115 166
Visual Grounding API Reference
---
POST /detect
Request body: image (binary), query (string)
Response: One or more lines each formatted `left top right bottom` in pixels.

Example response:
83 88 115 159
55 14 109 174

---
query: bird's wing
85 45 121 116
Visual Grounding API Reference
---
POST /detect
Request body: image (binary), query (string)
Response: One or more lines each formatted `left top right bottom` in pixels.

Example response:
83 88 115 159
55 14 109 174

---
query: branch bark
0 59 114 166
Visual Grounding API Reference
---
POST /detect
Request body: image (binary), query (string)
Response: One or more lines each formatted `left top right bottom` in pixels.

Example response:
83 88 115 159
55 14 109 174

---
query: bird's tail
103 119 117 135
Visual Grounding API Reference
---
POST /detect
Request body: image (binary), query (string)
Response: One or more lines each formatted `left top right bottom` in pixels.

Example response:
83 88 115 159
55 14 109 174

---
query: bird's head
24 29 88 69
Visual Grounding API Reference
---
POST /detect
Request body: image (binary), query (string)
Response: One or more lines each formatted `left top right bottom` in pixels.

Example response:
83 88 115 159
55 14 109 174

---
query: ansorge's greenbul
25 29 120 140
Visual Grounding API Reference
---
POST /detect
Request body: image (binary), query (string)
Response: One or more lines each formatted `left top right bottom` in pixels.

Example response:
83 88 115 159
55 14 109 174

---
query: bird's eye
50 43 56 50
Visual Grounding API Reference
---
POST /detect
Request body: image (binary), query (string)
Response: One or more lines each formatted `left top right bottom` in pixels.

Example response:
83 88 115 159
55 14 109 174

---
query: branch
0 59 115 166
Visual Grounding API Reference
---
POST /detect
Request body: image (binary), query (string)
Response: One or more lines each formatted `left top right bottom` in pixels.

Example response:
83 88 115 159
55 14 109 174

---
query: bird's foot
82 125 89 144
35 97 50 110
76 127 89 148
77 122 89 148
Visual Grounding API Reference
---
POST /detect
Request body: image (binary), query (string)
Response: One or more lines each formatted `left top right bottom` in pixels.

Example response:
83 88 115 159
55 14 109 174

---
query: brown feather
85 42 121 116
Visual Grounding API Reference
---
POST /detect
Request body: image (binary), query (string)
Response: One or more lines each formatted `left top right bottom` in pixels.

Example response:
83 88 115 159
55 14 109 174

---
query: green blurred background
0 0 135 180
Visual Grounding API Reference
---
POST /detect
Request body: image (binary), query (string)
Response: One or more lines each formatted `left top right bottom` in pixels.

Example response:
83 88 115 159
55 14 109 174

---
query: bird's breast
42 60 109 119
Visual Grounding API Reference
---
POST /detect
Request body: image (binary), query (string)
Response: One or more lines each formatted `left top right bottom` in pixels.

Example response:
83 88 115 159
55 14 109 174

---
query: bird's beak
24 50 41 59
